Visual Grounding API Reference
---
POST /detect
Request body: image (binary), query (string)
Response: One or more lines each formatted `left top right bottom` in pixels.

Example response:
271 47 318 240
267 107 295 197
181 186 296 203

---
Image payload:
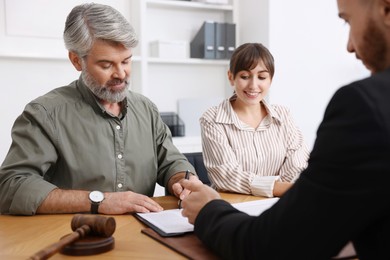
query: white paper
137 209 194 233
232 197 279 216
136 198 279 234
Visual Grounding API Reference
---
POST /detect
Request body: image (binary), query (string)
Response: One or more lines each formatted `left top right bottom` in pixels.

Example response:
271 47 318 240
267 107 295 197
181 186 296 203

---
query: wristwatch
89 190 104 214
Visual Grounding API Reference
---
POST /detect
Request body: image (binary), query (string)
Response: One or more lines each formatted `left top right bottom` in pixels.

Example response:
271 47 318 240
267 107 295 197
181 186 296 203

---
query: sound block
60 236 115 256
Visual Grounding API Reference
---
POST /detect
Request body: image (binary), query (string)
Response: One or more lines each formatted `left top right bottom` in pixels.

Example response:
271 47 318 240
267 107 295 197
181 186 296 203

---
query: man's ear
68 52 83 71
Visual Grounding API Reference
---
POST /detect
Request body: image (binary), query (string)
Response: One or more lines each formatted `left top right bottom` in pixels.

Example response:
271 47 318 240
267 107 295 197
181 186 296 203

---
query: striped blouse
200 95 309 197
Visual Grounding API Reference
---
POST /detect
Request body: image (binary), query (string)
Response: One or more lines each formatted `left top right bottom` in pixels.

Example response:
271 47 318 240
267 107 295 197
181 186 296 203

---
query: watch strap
91 202 99 214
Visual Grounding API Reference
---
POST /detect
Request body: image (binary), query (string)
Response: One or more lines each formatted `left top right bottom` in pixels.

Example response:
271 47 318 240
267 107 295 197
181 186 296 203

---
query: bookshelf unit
128 0 237 114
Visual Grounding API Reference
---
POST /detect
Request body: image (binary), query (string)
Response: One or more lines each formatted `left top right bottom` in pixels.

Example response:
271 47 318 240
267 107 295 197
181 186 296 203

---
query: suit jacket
195 68 390 260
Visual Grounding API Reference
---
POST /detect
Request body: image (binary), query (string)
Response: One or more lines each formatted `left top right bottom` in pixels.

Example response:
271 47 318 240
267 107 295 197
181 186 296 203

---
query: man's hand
99 191 163 214
169 171 201 199
180 180 220 224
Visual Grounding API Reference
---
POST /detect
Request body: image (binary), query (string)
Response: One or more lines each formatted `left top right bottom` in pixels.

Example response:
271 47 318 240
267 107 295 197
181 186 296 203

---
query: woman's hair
229 43 275 79
63 3 138 57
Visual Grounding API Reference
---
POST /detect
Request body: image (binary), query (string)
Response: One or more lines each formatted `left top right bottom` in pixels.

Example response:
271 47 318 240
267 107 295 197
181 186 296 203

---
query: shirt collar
215 94 282 128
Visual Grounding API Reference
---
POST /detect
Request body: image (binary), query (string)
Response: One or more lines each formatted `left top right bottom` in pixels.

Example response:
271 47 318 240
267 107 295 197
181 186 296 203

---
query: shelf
147 57 229 65
0 52 68 61
132 56 229 65
129 0 235 112
146 0 233 11
0 54 229 66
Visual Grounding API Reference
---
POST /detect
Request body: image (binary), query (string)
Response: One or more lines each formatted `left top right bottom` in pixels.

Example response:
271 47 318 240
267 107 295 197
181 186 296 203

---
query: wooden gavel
29 214 116 260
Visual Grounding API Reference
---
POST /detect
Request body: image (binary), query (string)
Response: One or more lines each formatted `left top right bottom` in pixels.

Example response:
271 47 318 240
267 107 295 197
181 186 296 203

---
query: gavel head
71 214 116 237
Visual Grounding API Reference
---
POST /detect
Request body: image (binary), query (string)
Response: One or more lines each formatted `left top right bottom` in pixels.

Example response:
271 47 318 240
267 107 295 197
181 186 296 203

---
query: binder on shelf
214 22 226 59
191 21 236 60
225 22 236 59
190 21 215 59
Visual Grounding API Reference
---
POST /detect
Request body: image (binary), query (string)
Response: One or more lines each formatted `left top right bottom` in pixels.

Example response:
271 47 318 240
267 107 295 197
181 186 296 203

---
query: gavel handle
28 224 91 260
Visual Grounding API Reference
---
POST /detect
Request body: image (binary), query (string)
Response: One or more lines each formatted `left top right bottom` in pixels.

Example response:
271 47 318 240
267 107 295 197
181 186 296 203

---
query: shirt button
116 125 121 130
118 154 123 159
117 183 123 188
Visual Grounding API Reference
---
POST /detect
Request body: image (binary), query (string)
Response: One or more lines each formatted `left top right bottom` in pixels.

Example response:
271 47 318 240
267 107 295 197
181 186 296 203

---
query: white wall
0 0 370 162
0 58 79 161
238 0 369 149
267 0 369 148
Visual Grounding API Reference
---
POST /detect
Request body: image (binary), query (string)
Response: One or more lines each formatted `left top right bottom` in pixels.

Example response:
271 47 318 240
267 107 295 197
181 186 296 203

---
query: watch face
89 191 104 203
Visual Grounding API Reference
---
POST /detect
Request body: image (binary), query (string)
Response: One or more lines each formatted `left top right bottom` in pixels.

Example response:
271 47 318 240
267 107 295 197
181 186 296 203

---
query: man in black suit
180 0 390 259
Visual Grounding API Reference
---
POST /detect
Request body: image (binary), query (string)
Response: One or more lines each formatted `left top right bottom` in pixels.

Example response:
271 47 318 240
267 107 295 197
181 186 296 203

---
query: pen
178 170 191 209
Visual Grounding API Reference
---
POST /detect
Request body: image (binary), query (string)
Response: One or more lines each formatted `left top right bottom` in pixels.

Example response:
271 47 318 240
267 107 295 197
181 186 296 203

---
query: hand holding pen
178 170 191 209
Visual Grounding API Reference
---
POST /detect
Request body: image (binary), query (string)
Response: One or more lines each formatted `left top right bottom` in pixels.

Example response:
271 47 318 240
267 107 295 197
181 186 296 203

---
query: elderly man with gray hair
0 3 197 216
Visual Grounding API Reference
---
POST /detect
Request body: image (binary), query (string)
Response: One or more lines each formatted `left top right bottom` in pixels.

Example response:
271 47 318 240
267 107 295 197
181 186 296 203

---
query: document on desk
136 197 279 237
232 197 279 216
136 209 193 237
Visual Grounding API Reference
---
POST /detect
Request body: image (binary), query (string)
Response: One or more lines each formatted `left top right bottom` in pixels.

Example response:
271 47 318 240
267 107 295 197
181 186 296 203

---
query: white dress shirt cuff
250 175 280 198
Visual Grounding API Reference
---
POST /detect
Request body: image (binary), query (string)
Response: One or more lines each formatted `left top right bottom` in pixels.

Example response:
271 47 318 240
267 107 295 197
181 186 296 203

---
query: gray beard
81 70 129 103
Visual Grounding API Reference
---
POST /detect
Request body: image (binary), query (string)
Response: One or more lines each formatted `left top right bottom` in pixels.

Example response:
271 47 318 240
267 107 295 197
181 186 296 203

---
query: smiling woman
200 43 310 198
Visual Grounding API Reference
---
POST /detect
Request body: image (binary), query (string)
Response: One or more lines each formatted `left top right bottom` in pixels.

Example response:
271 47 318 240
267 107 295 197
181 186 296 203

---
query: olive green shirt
0 77 195 215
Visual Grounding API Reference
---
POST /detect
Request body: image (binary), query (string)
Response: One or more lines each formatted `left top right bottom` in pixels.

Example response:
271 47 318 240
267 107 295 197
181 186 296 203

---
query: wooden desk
0 192 261 259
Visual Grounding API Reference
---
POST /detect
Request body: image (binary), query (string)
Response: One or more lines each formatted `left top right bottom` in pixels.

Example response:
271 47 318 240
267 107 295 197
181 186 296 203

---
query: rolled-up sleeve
0 103 58 215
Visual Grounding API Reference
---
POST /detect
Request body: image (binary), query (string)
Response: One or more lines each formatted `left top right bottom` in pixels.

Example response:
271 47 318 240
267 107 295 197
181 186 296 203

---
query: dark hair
229 43 275 79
